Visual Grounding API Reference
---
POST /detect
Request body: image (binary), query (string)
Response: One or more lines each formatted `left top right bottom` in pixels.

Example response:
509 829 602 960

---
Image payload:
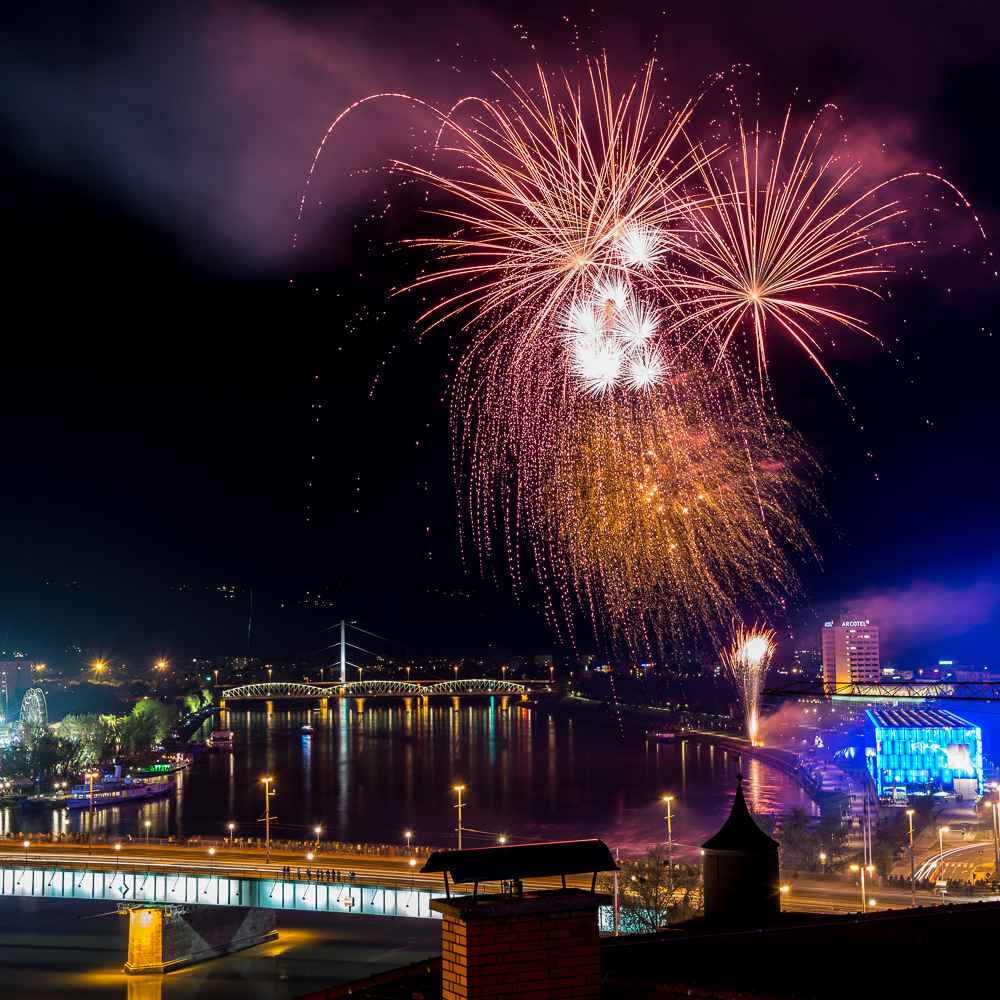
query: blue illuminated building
865 707 983 797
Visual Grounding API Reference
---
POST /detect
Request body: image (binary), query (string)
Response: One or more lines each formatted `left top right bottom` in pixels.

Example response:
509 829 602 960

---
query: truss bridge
221 679 527 701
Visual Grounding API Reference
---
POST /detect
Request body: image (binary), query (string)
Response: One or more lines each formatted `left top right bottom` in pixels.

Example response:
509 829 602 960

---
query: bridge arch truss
221 678 525 700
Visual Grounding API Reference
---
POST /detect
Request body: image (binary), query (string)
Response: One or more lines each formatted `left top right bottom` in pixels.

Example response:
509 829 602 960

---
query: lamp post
906 809 916 905
209 848 215 875
145 820 151 848
663 796 674 869
987 798 1000 884
849 864 875 913
454 785 465 849
307 852 313 875
86 771 99 856
228 823 235 846
115 844 121 870
819 852 826 874
23 840 29 865
315 826 321 849
262 778 275 863
938 826 950 878
405 831 412 851
499 836 506 846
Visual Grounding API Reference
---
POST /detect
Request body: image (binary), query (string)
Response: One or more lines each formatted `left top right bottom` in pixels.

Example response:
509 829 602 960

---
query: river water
7 698 817 856
1 699 820 1000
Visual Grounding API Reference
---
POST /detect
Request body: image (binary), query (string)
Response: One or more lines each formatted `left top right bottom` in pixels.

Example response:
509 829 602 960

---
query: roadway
777 877 979 914
9 844 984 917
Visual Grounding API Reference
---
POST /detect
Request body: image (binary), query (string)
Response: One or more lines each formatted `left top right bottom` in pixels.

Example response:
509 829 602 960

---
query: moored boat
68 770 176 808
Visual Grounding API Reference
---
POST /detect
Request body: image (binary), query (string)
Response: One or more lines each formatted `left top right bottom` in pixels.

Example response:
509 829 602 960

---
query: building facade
822 617 880 692
865 707 982 798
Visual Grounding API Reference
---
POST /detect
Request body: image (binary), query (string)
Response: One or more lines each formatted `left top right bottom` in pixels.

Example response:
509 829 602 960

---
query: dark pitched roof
701 778 780 854
421 839 618 883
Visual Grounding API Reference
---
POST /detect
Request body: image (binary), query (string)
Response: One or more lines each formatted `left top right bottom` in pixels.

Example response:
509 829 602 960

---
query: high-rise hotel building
822 617 880 693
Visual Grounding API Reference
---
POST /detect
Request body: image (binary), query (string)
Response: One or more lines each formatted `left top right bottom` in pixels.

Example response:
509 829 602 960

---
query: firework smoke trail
722 623 777 744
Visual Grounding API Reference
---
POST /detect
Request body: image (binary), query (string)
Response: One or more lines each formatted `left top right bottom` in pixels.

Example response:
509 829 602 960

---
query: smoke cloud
836 579 1000 658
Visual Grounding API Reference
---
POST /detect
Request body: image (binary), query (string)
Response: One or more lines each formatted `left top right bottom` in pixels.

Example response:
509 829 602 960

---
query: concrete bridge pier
123 903 277 974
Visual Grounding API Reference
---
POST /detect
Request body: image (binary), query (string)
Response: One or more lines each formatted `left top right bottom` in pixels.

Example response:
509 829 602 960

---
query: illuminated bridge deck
0 851 615 926
0 855 447 918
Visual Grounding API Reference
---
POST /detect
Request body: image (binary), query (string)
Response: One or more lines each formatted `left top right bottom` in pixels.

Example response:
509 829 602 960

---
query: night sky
0 0 998 670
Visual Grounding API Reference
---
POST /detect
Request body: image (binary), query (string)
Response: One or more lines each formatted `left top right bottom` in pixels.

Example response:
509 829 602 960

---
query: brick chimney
430 889 610 999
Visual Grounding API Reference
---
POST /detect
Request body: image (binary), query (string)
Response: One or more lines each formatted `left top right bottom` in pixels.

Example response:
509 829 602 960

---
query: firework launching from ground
723 623 777 744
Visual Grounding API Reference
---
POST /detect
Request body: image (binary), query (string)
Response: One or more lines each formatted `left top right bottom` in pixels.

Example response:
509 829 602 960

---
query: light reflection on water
15 700 815 855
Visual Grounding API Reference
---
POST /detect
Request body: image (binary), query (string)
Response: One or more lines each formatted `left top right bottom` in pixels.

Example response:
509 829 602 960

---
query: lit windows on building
822 617 880 692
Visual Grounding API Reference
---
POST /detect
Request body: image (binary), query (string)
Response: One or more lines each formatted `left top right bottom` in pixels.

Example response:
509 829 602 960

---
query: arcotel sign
841 620 870 627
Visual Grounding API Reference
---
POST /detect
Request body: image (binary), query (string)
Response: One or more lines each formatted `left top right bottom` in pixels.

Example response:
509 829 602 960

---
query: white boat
209 730 234 749
646 731 676 741
302 724 314 733
68 773 176 808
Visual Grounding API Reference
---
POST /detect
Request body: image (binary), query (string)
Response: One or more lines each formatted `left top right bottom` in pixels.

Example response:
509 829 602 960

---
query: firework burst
668 110 909 388
309 58 959 657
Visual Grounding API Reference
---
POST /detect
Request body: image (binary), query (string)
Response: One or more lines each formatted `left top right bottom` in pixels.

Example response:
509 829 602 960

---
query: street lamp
906 809 916 905
228 822 235 845
663 796 674 869
938 826 950 877
849 864 875 913
145 820 151 847
315 826 321 849
405 831 412 851
85 771 100 856
115 844 121 870
986 799 1000 884
262 778 275 863
819 853 826 874
499 836 506 846
209 847 215 874
23 840 29 865
454 785 466 849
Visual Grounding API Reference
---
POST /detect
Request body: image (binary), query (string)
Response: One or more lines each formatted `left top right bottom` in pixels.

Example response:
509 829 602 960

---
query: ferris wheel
20 687 48 731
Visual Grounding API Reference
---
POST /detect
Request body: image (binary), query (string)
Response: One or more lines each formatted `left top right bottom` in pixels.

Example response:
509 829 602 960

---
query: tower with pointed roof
701 773 781 922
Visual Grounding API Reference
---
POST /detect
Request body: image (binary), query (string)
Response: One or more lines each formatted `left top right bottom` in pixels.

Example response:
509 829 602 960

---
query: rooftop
866 707 975 729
